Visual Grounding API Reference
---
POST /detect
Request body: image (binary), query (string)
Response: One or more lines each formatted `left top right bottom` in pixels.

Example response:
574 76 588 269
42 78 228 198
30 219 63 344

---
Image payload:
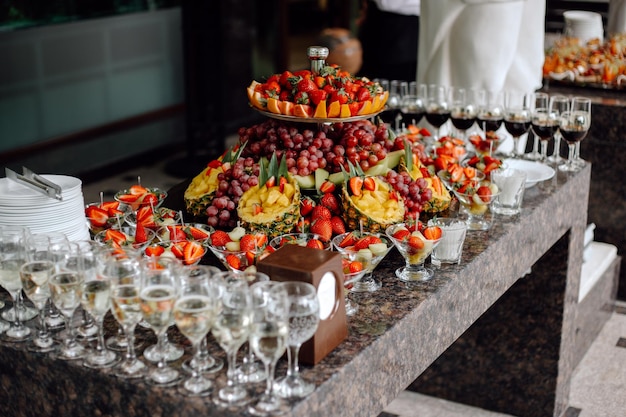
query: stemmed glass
548 95 570 164
530 92 558 163
248 281 290 416
400 81 426 130
503 91 531 159
386 223 442 282
0 225 33 342
139 256 181 386
80 245 118 369
450 87 479 140
424 84 451 142
274 281 320 399
212 277 253 407
174 264 221 396
141 256 184 364
20 260 57 352
49 270 86 360
180 265 224 376
380 79 402 130
559 97 591 172
106 254 148 379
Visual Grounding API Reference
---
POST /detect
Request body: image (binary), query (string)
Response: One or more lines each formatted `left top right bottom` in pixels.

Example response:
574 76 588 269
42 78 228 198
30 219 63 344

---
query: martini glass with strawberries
207 227 271 273
332 231 392 293
386 223 442 282
452 181 500 231
269 233 331 251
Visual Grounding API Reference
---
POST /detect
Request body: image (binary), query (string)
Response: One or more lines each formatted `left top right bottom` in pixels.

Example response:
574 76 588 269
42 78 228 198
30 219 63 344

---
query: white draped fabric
417 0 546 93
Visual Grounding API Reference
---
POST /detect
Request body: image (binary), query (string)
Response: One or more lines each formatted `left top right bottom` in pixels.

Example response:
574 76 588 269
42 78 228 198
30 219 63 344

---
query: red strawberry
319 193 340 214
310 218 333 242
187 226 209 241
134 224 149 244
319 180 336 194
254 233 268 248
330 216 346 235
348 177 363 196
105 229 127 246
168 226 187 242
300 197 315 216
392 229 411 241
211 230 231 246
306 239 325 250
141 193 159 208
423 226 442 240
239 234 257 252
171 243 185 259
348 260 364 273
129 184 148 195
136 206 156 229
279 177 288 193
226 254 242 270
311 205 332 221
85 206 109 227
116 194 139 204
354 236 375 250
183 241 205 265
408 235 425 250
337 232 357 248
145 244 165 257
363 177 377 191
476 186 492 203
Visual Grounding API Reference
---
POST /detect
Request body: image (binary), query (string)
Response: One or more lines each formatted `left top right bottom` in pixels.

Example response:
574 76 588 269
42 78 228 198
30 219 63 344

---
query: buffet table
0 163 590 417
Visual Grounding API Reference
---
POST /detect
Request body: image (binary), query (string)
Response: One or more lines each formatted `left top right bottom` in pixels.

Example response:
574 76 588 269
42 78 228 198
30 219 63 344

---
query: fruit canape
437 163 485 192
124 206 180 230
461 154 504 179
85 201 129 234
156 223 213 244
340 260 367 316
468 132 504 156
386 222 443 282
269 233 330 250
144 239 207 266
451 181 500 231
94 224 156 252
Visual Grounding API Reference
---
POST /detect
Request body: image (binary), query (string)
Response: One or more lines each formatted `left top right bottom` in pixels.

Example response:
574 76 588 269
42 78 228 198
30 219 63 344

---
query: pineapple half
237 154 300 239
342 174 405 234
398 146 451 214
184 143 246 217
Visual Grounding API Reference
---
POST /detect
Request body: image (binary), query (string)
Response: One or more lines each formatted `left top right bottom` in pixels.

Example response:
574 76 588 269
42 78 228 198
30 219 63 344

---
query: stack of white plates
563 11 604 44
0 174 90 242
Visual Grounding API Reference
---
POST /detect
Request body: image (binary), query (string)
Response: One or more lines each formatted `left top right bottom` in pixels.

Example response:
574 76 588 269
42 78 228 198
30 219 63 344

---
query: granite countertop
0 163 591 417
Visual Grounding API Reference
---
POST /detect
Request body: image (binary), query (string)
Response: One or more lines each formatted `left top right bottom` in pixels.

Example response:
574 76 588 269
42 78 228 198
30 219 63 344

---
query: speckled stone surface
0 165 590 417
541 84 626 301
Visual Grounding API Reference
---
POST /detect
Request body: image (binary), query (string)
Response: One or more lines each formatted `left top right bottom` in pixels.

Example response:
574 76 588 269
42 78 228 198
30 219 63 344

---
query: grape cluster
385 170 432 221
238 119 395 175
204 157 259 228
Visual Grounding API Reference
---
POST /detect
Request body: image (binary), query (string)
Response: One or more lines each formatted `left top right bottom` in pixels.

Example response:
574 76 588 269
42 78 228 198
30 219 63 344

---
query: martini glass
452 183 501 231
386 223 442 283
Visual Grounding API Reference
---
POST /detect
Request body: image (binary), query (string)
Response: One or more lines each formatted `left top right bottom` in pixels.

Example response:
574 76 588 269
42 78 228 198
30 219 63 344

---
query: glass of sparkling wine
274 281 320 399
174 264 221 396
0 225 32 341
81 254 118 369
248 281 290 416
212 277 253 408
106 255 147 379
20 260 57 352
139 257 181 386
49 271 86 360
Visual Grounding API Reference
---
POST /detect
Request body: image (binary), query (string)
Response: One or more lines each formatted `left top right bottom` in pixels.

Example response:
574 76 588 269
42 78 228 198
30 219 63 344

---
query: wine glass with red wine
530 92 558 163
379 79 402 130
424 84 451 142
559 97 591 172
400 81 426 130
450 87 480 140
503 91 531 159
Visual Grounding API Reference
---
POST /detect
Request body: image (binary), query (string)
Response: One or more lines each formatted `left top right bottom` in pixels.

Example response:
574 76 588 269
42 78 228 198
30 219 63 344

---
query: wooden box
257 244 347 365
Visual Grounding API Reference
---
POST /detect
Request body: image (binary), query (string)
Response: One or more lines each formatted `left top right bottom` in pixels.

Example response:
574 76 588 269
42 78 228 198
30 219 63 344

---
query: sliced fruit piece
267 97 282 114
327 101 341 118
313 99 328 118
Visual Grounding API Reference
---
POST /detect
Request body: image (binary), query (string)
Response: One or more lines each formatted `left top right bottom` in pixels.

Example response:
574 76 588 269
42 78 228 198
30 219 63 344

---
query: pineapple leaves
259 153 289 188
222 141 247 164
403 139 413 173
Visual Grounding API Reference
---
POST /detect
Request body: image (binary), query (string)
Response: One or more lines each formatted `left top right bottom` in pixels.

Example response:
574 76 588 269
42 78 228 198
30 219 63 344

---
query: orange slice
372 91 389 112
357 100 372 115
327 101 340 118
293 104 313 118
247 88 265 110
313 100 328 118
340 103 351 118
280 101 294 116
267 97 281 114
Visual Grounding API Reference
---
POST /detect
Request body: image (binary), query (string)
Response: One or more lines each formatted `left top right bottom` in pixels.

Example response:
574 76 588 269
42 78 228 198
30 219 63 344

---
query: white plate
502 159 556 188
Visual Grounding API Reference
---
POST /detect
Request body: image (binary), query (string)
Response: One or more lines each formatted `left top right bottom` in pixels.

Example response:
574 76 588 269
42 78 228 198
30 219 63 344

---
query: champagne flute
180 265 224 376
248 281 290 416
141 257 185 363
559 97 591 172
424 84 451 142
174 264 220 396
139 256 181 386
530 92 558 163
0 225 32 342
107 255 147 379
212 276 253 407
274 281 320 399
503 91 531 159
20 260 57 352
49 271 85 360
81 247 118 369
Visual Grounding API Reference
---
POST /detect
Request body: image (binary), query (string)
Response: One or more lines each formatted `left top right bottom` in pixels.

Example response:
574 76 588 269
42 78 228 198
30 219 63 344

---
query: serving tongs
5 167 63 201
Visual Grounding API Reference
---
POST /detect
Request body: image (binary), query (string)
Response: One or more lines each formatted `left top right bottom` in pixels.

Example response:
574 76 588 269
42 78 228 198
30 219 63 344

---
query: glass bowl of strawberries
94 225 157 252
206 227 272 273
114 184 167 212
269 233 331 251
385 223 442 283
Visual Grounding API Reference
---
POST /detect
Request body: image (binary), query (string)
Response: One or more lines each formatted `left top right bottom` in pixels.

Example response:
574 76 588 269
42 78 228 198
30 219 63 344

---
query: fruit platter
543 34 626 88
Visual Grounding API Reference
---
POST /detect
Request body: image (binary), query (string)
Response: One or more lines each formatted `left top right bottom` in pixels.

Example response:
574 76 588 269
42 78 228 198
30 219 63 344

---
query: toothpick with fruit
385 221 443 282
